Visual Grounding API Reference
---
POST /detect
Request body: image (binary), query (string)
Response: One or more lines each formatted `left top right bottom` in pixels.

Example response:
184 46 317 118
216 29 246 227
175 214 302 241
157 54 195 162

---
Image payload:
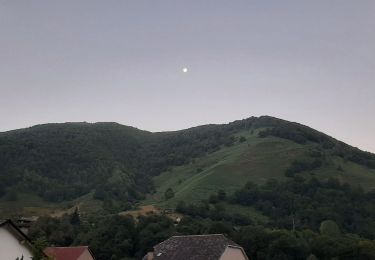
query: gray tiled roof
152 234 241 260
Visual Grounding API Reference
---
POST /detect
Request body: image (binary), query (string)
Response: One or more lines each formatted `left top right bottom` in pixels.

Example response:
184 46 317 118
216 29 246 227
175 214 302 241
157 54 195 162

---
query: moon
182 67 188 73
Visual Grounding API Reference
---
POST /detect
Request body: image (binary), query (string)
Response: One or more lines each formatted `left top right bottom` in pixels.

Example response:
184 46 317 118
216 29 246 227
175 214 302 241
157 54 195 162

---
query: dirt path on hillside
119 205 183 222
50 203 82 218
119 205 160 218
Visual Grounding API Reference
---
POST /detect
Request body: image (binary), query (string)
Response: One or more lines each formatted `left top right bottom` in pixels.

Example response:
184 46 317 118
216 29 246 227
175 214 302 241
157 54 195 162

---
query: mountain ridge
0 116 374 216
2 116 373 154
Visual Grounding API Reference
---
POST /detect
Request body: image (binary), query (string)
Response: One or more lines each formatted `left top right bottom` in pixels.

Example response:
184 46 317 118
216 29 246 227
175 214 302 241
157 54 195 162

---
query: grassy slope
310 157 375 190
0 191 102 218
146 129 375 210
0 194 59 217
146 129 303 206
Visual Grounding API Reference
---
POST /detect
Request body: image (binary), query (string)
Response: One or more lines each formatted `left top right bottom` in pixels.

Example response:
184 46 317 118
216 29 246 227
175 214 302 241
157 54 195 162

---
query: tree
70 208 80 225
31 237 49 260
268 231 309 260
217 190 227 201
306 254 318 260
320 220 341 237
5 189 18 201
164 188 175 200
135 215 175 257
208 194 219 204
233 225 270 259
207 221 233 235
74 215 136 259
176 201 186 212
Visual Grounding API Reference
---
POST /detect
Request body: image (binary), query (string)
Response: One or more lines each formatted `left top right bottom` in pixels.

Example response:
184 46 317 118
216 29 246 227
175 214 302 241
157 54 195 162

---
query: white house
0 219 34 260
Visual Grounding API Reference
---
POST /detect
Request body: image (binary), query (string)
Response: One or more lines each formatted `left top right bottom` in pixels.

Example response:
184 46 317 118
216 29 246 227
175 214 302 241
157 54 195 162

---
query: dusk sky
1 1 374 152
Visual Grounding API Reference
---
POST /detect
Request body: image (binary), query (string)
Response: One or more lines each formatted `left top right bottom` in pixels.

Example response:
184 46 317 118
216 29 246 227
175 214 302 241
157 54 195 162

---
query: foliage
75 215 137 259
164 188 175 200
70 208 80 225
239 136 247 143
319 220 341 237
258 121 375 169
258 123 333 146
234 225 375 260
134 215 175 258
0 118 248 206
231 177 375 238
31 237 50 260
31 213 175 260
176 197 375 260
5 188 19 201
3 116 375 259
29 207 375 260
208 190 226 204
1 116 375 211
285 159 323 177
28 214 80 246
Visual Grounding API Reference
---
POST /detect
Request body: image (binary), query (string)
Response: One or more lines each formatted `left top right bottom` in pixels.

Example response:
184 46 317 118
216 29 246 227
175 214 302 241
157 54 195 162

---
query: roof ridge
153 234 227 249
45 246 88 249
171 234 225 238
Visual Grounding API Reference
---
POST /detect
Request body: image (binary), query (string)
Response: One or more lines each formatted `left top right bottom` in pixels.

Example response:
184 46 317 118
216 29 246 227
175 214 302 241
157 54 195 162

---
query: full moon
182 67 188 73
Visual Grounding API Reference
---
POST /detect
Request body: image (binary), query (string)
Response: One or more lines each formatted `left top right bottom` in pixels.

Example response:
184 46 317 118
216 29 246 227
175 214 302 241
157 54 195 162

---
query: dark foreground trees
28 208 375 260
231 177 375 239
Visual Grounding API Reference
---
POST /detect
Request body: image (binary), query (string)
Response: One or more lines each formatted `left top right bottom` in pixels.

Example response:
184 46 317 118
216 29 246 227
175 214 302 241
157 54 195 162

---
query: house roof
44 246 95 260
152 234 244 260
0 219 33 245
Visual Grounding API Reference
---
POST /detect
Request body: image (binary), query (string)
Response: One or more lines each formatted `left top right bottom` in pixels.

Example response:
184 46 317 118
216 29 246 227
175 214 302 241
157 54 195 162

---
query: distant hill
0 116 374 215
150 127 375 208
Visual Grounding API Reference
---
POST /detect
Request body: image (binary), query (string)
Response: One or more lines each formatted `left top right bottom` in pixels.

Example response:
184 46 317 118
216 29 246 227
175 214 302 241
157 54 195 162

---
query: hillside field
146 129 375 208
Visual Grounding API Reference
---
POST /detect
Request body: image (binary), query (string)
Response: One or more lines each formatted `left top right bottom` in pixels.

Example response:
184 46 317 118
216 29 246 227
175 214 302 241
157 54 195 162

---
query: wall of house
78 249 95 260
0 226 33 260
220 246 247 260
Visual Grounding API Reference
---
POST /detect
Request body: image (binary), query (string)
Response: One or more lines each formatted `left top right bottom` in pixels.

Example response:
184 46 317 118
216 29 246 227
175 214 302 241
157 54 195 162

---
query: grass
0 193 60 218
145 130 306 208
0 191 103 218
144 129 375 220
307 156 375 191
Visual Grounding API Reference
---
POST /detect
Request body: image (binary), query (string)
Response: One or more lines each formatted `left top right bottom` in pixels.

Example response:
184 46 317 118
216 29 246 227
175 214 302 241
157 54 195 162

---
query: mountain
1 116 375 216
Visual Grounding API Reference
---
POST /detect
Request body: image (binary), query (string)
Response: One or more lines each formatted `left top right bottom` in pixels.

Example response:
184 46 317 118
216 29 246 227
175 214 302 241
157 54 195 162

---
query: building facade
0 220 34 260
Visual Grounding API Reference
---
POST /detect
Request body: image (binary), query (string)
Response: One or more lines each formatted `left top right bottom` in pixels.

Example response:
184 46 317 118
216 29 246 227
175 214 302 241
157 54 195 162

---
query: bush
164 188 175 200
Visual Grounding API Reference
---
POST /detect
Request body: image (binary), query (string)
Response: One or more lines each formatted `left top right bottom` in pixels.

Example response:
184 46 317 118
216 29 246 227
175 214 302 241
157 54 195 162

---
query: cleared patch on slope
146 130 306 207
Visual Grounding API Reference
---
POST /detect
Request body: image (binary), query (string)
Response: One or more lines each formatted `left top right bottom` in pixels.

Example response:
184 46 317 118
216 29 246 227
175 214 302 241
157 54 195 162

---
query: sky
0 1 374 152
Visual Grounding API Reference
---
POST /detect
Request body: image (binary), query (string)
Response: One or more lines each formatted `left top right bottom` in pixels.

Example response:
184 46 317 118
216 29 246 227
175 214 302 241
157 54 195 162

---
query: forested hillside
0 119 246 210
1 116 375 214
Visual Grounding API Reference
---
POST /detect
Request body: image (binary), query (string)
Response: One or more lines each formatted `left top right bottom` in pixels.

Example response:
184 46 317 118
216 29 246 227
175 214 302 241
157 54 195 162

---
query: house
44 246 96 260
0 219 34 260
144 234 249 260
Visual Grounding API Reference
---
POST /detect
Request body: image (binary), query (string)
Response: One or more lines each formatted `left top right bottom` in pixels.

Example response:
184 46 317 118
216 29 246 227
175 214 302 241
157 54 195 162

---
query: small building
0 219 34 260
44 246 96 260
144 234 249 260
